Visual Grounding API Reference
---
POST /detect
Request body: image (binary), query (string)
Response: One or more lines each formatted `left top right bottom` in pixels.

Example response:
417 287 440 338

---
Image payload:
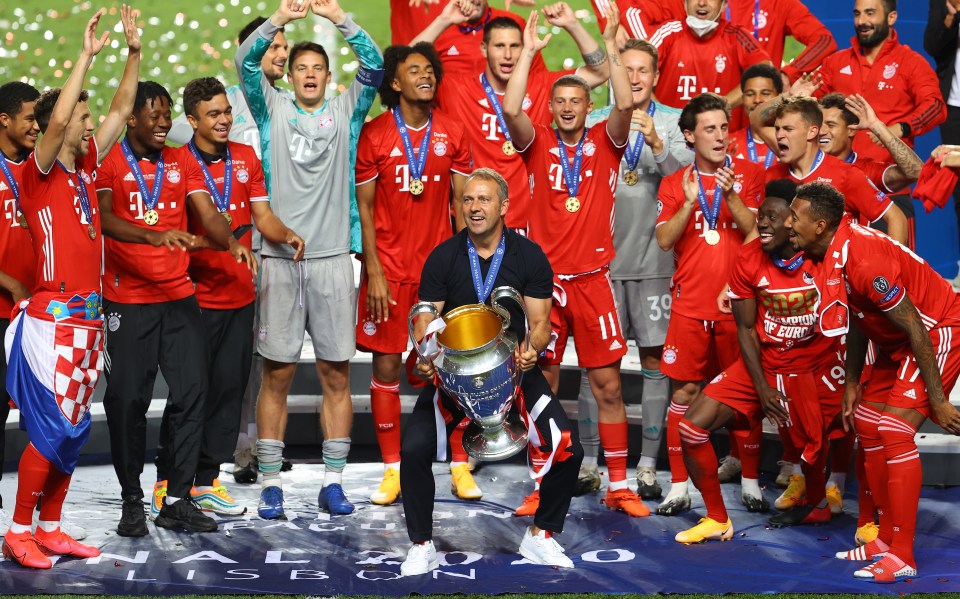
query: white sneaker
518 526 574 568
716 455 742 482
400 541 439 576
32 511 87 541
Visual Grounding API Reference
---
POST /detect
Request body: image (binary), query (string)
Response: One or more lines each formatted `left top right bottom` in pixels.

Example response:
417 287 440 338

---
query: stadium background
0 0 951 273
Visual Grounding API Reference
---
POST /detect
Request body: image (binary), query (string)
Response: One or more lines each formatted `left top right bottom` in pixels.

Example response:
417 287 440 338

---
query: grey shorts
256 254 357 363
613 277 672 348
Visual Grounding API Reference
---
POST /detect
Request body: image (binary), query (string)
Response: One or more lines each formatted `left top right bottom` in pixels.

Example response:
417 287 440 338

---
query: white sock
37 520 59 533
741 477 761 498
582 455 598 467
791 463 803 476
450 461 467 470
261 481 282 490
9 522 31 534
608 479 628 491
385 461 401 471
165 495 180 506
665 480 688 498
638 456 656 469
827 472 846 491
323 470 342 487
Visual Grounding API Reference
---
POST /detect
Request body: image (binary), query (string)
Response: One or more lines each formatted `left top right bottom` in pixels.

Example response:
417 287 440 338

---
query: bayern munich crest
883 63 898 80
237 168 249 183
715 54 727 74
166 169 181 183
433 141 447 157
663 347 678 364
362 320 377 336
583 141 596 157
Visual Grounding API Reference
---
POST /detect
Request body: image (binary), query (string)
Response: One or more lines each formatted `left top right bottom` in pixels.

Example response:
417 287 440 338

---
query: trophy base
463 413 528 462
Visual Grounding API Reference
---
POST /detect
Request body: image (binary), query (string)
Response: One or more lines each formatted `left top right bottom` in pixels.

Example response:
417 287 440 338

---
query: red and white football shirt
356 109 470 283
434 8 546 77
19 138 102 294
96 142 207 303
519 122 627 275
766 152 892 225
182 142 268 310
847 153 895 194
436 69 573 230
730 127 778 169
0 155 37 316
657 157 765 321
728 238 839 372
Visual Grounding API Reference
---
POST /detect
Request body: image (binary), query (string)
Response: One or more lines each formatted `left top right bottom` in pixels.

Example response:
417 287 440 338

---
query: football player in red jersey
655 92 765 516
502 3 649 518
3 6 141 569
728 63 781 171
788 181 960 582
355 43 477 505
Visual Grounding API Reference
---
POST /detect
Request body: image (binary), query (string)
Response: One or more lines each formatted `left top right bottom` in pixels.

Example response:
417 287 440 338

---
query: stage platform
1 462 959 594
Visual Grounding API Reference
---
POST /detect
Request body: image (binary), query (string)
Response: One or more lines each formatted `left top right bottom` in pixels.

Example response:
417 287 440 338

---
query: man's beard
856 20 889 48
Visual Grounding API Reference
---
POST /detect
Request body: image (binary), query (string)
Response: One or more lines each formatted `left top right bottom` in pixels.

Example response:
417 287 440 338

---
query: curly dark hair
378 42 443 110
0 82 40 119
34 88 89 133
133 81 172 114
678 92 729 148
183 77 227 119
795 181 846 229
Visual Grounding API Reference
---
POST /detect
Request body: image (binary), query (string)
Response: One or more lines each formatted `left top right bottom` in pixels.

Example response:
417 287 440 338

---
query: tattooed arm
845 94 921 192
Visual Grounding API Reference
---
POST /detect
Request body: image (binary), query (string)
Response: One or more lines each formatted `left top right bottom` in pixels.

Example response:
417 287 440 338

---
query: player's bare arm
514 295 551 371
0 270 30 305
750 70 822 151
187 190 258 275
251 201 305 261
95 5 142 164
656 164 699 251
356 180 395 324
602 1 632 146
841 321 869 431
885 295 960 435
97 188 197 250
502 10 549 151
411 0 479 45
733 296 790 426
844 94 921 192
543 2 610 88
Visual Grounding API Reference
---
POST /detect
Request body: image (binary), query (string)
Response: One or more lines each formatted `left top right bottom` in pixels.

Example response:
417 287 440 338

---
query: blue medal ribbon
0 153 22 217
467 232 506 303
480 73 511 144
186 141 233 214
843 151 858 164
694 155 730 231
393 108 432 192
57 161 93 227
774 251 805 272
726 0 761 39
745 128 775 169
624 102 657 172
457 8 492 34
555 127 588 199
121 138 164 212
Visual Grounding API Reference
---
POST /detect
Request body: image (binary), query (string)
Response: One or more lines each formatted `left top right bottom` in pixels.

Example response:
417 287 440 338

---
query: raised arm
602 1 632 145
543 2 610 88
95 5 142 163
750 71 824 150
34 9 109 172
411 0 479 45
503 11 549 151
845 94 921 192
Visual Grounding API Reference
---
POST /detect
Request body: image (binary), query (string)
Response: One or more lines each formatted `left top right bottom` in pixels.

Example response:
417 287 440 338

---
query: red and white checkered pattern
53 323 103 425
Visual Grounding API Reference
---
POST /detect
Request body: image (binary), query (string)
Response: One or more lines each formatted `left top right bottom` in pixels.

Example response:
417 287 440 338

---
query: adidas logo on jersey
123 172 136 181
839 65 852 75
609 340 622 351
447 45 460 56
903 388 917 399
390 146 403 158
0 181 7 191
758 275 769 287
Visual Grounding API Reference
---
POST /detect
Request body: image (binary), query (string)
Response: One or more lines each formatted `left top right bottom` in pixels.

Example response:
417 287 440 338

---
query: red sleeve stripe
790 36 834 71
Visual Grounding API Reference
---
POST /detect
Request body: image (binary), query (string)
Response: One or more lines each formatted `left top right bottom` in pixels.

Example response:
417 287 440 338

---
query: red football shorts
544 269 627 368
356 276 419 354
661 313 739 382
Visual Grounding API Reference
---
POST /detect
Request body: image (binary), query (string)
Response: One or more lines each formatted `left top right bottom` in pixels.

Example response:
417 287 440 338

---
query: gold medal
144 209 160 226
502 140 516 156
623 170 639 186
704 229 721 245
409 179 424 196
87 224 96 240
565 196 581 213
17 213 28 229
223 212 233 226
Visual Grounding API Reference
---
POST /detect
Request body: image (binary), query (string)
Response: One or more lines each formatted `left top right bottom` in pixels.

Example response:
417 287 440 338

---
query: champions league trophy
408 286 529 461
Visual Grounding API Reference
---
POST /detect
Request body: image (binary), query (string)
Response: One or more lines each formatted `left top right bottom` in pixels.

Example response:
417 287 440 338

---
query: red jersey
356 109 470 283
96 142 207 304
728 238 839 372
596 0 835 80
436 69 573 230
832 222 960 360
816 30 947 163
434 8 546 77
183 142 268 310
19 139 102 294
765 152 892 225
730 127 778 169
656 157 765 321
390 0 442 45
0 155 37 316
648 20 770 130
846 152 895 194
519 123 626 275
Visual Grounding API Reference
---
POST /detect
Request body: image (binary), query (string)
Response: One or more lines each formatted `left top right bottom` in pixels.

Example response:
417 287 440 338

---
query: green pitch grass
0 0 802 121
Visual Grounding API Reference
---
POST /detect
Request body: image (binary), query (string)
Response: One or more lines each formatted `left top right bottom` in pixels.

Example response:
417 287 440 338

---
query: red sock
879 413 921 568
734 421 762 479
729 434 740 460
830 431 856 474
680 419 727 522
14 443 52 527
801 450 828 506
370 377 402 464
38 467 71 523
854 443 876 527
449 418 470 463
667 402 689 483
779 425 801 463
856 404 891 545
598 421 629 484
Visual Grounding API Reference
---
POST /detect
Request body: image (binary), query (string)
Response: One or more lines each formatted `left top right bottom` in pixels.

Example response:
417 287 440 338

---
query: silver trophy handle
491 286 530 347
408 301 441 363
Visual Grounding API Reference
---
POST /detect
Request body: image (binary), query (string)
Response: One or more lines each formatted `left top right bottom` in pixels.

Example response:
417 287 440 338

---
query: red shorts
661 313 739 382
861 325 960 419
544 269 627 368
356 275 419 354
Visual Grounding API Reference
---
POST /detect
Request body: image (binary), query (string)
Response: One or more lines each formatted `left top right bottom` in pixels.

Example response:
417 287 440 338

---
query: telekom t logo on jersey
677 76 721 101
2 199 16 226
481 113 503 141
